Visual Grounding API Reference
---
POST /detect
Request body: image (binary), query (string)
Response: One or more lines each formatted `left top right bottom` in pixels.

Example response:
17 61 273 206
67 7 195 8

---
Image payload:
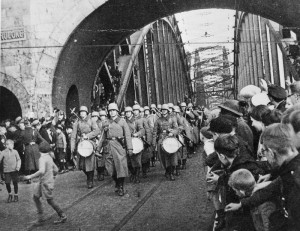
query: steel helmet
150 104 156 108
144 106 150 111
91 111 99 117
168 103 174 109
79 106 88 113
125 106 133 112
139 107 144 112
180 102 187 107
187 103 193 108
99 110 107 116
108 103 119 111
174 106 180 113
161 104 169 110
157 104 162 109
132 104 140 111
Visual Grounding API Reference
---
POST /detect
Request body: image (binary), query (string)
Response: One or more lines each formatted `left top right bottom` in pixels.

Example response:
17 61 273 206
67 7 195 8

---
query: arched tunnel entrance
51 0 300 110
0 86 22 121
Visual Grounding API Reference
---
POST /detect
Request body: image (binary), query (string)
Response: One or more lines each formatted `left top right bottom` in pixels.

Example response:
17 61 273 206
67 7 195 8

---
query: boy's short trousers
34 182 54 199
4 171 19 184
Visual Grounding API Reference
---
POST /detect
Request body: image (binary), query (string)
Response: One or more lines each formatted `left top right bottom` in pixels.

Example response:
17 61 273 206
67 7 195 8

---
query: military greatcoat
98 116 133 178
152 115 179 168
71 117 100 172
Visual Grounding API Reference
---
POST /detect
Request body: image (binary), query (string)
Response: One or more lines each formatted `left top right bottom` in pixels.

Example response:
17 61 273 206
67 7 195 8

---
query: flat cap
268 85 287 100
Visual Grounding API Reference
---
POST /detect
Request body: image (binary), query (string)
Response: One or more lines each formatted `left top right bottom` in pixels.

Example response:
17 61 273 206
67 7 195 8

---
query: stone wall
1 0 107 117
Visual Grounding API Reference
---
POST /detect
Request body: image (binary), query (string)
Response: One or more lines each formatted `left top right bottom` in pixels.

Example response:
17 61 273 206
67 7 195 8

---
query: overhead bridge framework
51 0 300 112
2 0 300 117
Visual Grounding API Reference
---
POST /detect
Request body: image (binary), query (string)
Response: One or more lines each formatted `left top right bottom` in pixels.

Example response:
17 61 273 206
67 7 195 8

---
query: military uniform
71 110 100 188
126 113 145 182
141 113 153 174
98 103 133 196
152 108 179 180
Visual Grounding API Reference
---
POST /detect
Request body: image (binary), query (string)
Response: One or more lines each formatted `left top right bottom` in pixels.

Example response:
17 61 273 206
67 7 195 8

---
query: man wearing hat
267 84 287 112
152 104 179 181
39 117 57 153
218 100 254 151
97 103 133 196
124 105 145 183
71 106 100 189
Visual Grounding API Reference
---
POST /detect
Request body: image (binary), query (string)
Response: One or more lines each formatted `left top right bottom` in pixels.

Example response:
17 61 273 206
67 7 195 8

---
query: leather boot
118 178 125 196
135 167 141 183
181 159 187 170
169 166 175 181
112 175 119 192
175 165 180 176
142 164 147 178
7 194 13 203
97 167 105 181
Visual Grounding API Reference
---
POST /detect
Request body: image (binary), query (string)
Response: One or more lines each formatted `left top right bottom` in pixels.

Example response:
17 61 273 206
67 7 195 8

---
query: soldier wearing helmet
124 105 145 183
152 104 179 181
70 106 100 189
97 103 132 196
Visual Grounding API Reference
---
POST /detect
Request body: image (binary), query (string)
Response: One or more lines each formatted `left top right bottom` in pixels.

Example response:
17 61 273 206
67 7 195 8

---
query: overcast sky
175 9 236 61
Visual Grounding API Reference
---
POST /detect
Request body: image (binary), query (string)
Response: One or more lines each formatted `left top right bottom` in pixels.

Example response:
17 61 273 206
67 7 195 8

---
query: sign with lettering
1 27 26 43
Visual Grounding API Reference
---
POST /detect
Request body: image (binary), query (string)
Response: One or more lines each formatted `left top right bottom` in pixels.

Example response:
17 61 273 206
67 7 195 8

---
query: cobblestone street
0 147 213 231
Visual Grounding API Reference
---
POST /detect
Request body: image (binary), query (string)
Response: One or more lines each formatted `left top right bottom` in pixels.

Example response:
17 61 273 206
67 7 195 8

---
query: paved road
0 146 213 231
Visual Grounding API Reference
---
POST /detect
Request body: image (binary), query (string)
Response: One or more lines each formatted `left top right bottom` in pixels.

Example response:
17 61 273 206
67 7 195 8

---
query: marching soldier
144 106 156 167
148 105 159 166
125 105 144 183
134 105 152 178
93 110 108 181
98 103 133 196
70 106 100 189
174 106 194 170
152 104 179 181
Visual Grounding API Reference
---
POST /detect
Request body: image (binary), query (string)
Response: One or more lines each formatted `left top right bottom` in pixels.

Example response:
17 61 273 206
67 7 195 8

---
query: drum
132 137 144 154
162 137 181 154
77 140 95 157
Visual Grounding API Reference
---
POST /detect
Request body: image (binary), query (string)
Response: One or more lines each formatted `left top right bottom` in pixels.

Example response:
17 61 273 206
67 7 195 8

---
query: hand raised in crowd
206 171 219 184
257 173 271 183
225 202 241 212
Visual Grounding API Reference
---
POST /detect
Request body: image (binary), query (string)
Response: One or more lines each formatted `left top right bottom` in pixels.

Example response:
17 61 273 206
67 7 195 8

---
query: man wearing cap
152 104 179 181
71 106 100 189
218 100 254 151
97 103 132 196
93 110 108 181
39 117 57 153
124 105 145 183
24 141 67 224
267 84 287 112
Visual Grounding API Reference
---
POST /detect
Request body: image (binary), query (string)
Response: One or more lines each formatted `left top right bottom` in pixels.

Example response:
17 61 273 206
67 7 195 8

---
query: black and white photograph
1 0 300 230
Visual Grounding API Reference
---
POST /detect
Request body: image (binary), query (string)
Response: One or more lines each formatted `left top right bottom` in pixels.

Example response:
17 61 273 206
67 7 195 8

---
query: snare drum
77 140 95 157
132 137 144 154
162 137 181 154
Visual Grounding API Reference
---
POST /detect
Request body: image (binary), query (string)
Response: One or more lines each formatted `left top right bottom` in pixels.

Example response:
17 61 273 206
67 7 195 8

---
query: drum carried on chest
77 140 96 157
132 137 144 154
162 137 181 154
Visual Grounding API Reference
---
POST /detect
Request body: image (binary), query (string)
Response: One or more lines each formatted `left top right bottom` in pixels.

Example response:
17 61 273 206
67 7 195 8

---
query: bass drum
132 137 144 154
77 140 95 157
162 137 181 154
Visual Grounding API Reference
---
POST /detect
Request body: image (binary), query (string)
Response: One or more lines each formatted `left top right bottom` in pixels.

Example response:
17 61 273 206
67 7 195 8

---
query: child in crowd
23 141 67 225
227 169 278 231
0 139 21 203
55 125 68 173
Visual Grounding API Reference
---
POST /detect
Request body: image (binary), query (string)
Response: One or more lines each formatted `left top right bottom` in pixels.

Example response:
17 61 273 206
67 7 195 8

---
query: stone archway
0 86 22 121
0 73 31 118
34 0 300 111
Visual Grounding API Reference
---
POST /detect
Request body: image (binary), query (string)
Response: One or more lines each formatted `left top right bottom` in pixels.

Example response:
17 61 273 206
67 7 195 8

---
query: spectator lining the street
0 139 21 203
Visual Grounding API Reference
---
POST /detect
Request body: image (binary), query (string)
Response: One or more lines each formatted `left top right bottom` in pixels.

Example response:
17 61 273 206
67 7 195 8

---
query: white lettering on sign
1 28 26 43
